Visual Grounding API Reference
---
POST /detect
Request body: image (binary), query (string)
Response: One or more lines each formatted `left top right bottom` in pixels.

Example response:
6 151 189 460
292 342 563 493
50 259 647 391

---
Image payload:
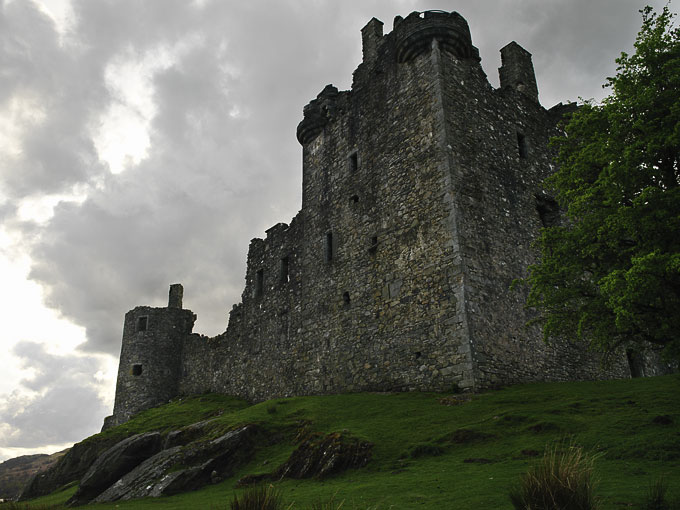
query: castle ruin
105 11 641 429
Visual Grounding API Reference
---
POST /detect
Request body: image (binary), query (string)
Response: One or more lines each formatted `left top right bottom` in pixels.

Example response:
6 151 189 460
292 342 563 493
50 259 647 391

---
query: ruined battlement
105 10 654 430
392 10 479 64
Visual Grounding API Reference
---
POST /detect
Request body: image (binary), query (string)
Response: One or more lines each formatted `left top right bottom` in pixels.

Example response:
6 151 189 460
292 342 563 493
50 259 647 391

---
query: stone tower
104 284 195 429
105 10 643 429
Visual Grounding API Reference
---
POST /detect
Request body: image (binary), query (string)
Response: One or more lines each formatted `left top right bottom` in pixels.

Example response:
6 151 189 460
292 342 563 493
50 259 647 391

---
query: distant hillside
0 450 67 501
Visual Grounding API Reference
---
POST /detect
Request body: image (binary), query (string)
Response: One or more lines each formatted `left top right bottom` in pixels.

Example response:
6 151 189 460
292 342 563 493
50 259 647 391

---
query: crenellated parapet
393 10 480 64
299 10 481 147
296 85 349 145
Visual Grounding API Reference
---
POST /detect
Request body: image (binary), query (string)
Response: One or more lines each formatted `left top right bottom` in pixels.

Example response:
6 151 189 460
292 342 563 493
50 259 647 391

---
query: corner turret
393 10 480 63
499 41 539 104
102 284 195 429
361 18 384 65
168 283 183 308
296 85 346 145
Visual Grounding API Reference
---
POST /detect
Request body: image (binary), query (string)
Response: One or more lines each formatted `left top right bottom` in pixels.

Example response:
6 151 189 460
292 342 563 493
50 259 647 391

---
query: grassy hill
5 374 680 509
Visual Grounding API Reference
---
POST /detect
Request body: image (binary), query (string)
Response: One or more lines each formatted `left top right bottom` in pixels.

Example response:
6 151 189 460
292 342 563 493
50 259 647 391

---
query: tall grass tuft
310 491 357 510
509 443 598 510
643 476 680 510
230 484 284 510
645 477 669 510
310 497 344 510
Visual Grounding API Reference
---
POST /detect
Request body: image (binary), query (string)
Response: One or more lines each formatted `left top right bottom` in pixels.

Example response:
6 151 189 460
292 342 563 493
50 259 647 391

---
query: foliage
509 443 598 510
526 6 680 360
230 485 285 510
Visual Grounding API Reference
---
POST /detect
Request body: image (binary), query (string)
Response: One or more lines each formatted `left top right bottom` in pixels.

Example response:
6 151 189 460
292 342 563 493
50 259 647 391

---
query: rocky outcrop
163 418 219 449
238 431 373 487
75 425 257 505
92 446 184 502
21 411 371 507
276 432 372 480
18 436 120 501
67 432 163 506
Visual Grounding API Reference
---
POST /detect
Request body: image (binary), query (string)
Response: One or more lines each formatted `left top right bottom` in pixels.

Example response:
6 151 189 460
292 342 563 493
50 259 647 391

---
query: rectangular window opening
517 132 528 159
255 269 264 298
369 235 378 254
348 152 358 172
280 256 290 283
137 316 148 332
535 195 560 228
325 232 334 262
131 364 143 376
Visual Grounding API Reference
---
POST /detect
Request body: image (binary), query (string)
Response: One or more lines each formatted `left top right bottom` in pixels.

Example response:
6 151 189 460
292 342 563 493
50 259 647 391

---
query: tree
526 6 680 361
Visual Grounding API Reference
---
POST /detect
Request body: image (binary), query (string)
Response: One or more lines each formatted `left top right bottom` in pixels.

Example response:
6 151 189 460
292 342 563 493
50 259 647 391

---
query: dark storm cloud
0 0 109 197
0 342 108 448
23 0 398 353
410 0 666 107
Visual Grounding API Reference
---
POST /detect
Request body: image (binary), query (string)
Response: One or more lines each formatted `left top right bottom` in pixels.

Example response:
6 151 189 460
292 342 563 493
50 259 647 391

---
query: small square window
131 364 143 376
137 316 148 332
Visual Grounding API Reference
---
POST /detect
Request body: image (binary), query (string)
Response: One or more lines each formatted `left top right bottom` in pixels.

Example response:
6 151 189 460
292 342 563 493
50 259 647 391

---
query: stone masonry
105 11 649 429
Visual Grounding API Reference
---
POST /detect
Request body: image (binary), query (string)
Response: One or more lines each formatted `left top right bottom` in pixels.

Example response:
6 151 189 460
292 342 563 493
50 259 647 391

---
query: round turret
107 285 195 427
296 85 340 145
394 11 480 64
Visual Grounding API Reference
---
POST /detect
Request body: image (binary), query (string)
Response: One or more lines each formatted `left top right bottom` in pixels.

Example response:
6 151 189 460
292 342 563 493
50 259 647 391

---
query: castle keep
106 11 634 428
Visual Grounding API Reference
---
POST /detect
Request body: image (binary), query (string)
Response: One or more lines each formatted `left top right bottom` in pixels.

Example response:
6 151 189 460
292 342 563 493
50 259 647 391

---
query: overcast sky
0 0 675 462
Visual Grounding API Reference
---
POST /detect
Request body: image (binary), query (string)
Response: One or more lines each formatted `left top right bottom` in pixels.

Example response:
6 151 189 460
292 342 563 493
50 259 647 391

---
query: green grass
7 375 679 510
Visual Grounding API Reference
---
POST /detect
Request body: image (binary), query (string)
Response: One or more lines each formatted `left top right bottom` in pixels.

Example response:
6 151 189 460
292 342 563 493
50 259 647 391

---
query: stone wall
434 39 631 385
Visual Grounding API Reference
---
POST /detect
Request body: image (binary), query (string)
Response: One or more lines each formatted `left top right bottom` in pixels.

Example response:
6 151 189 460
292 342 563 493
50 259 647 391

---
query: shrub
409 443 445 458
231 485 284 510
643 476 680 510
509 443 598 510
645 477 669 510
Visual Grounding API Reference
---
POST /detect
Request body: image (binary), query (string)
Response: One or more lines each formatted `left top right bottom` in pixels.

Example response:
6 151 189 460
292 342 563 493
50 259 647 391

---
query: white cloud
16 188 87 224
93 44 177 174
33 0 76 43
0 93 47 158
0 233 87 355
0 342 112 459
